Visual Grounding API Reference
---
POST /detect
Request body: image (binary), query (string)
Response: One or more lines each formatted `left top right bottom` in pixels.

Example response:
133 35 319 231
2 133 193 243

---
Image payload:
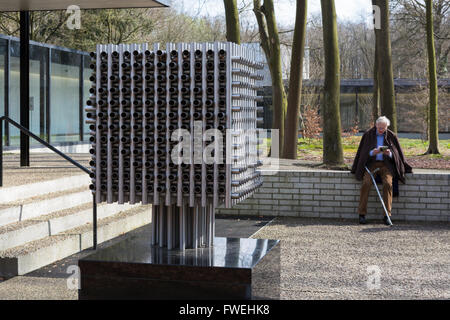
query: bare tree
320 0 345 167
425 0 440 154
253 0 287 154
283 0 308 159
391 0 449 78
0 11 68 43
373 0 398 132
223 0 241 44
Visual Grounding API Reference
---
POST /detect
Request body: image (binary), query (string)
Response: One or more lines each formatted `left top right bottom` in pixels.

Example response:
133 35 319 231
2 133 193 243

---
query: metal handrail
0 116 91 176
0 115 98 249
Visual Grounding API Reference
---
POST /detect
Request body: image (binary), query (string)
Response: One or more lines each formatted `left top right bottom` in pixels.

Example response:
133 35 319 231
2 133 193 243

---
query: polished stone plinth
78 232 280 300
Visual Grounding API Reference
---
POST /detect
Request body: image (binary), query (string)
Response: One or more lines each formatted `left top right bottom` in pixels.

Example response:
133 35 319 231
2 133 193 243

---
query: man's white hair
376 116 391 127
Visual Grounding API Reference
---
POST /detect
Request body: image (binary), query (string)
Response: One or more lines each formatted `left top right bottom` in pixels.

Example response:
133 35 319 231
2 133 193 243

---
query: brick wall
216 171 450 222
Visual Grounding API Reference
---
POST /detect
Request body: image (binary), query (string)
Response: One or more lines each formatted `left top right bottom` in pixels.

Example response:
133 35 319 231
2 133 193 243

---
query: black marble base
78 233 280 300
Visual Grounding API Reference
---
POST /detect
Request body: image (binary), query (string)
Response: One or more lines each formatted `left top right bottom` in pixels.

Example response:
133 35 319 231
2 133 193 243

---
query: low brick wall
216 171 450 222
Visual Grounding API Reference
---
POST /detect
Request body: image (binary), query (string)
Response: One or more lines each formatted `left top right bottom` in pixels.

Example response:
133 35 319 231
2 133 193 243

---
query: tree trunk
376 0 397 132
223 0 241 44
372 44 380 126
371 0 380 127
253 0 287 155
283 0 308 159
321 0 344 166
425 0 440 154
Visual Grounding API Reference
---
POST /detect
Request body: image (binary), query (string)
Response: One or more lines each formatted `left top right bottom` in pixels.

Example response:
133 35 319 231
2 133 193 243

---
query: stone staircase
0 174 151 278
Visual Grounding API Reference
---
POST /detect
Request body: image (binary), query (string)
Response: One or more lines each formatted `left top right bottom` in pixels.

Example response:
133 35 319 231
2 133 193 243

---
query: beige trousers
358 162 393 217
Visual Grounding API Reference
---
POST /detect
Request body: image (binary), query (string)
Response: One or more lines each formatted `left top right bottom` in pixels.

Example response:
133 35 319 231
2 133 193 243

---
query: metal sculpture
87 42 264 250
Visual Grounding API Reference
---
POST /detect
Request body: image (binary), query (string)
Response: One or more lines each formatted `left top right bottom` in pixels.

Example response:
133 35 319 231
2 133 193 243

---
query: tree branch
253 0 271 58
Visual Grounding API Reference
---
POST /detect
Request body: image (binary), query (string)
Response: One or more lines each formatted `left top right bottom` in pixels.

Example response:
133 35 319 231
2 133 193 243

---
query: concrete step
0 187 92 228
0 202 140 251
0 204 152 277
0 174 90 203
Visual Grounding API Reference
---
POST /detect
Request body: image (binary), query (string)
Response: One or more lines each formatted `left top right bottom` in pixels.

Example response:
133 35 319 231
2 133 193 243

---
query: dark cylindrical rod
152 205 158 245
20 11 30 167
93 193 97 250
179 204 186 250
167 205 173 250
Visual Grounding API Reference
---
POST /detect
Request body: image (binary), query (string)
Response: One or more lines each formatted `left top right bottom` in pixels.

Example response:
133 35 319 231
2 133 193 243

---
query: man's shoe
359 215 367 225
383 215 393 226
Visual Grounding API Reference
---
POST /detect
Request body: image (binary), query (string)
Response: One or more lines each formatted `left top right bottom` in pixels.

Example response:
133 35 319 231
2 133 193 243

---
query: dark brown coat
351 127 413 183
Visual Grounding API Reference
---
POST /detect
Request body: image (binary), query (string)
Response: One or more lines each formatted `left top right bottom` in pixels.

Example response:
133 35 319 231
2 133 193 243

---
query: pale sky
174 0 375 26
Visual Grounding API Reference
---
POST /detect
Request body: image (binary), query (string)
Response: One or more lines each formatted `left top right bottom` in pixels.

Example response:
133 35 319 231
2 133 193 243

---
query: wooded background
0 0 447 163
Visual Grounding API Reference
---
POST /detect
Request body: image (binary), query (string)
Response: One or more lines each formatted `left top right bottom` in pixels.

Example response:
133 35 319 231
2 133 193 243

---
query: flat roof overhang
0 0 170 12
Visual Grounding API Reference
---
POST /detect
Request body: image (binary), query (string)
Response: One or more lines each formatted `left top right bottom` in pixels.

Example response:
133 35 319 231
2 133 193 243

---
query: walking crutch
365 166 393 226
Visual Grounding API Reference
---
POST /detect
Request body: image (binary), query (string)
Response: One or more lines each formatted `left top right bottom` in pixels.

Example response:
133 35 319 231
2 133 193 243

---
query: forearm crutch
365 166 393 226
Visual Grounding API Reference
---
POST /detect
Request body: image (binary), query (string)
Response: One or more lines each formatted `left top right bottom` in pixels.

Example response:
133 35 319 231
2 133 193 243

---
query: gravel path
1 153 90 187
0 276 77 300
1 216 448 300
251 217 450 300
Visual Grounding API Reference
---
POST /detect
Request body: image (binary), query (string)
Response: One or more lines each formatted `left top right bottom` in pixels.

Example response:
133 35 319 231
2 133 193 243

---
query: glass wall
8 40 20 146
8 42 46 146
50 50 80 143
0 34 90 147
83 55 93 141
30 45 47 144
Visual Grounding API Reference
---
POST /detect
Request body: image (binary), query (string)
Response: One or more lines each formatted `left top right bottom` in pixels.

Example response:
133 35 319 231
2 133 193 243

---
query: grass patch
295 137 450 169
257 136 449 168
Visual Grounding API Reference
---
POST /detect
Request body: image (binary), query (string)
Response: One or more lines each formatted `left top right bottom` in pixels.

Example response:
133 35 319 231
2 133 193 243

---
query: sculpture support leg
151 203 215 251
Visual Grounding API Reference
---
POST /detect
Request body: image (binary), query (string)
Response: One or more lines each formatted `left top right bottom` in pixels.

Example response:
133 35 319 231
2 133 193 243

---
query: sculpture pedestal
78 233 280 300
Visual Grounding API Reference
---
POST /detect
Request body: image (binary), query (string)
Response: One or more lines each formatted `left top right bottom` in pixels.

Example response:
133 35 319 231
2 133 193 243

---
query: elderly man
351 116 412 225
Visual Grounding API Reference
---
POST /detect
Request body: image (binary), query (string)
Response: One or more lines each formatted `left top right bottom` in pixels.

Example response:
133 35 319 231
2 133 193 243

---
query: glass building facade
0 34 92 146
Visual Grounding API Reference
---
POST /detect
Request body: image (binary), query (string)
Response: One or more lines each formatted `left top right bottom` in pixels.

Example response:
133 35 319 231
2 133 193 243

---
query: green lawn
297 136 447 152
274 136 450 169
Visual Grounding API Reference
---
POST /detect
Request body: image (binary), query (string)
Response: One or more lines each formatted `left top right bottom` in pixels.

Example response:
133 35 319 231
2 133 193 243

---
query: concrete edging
0 191 92 228
0 207 151 277
0 174 90 203
0 203 140 251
